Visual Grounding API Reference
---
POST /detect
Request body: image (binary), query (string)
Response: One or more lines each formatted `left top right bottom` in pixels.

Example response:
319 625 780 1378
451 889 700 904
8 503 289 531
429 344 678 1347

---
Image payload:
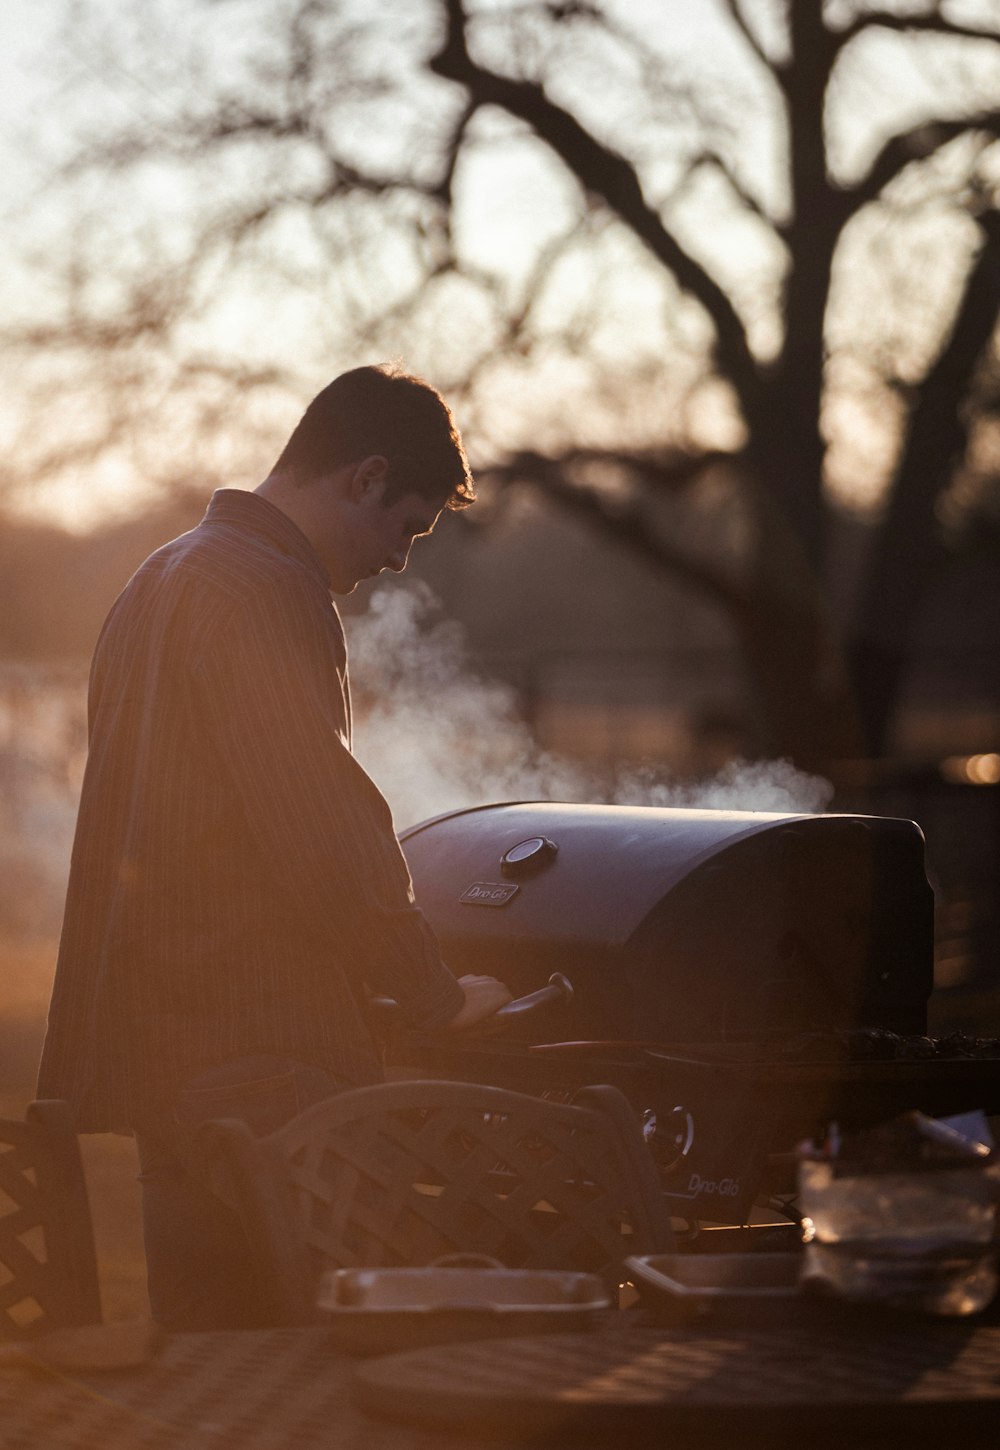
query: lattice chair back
205 1080 673 1325
0 1101 102 1337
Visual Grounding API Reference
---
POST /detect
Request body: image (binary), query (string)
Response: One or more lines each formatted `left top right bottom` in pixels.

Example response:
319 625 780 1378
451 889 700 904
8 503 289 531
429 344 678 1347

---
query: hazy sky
3 2 63 199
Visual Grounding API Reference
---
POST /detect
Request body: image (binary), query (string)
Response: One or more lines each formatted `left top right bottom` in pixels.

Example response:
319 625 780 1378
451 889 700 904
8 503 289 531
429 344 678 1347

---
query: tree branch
851 112 1000 210
432 99 477 207
482 448 746 612
686 151 771 225
430 0 764 420
718 0 770 69
836 12 1000 52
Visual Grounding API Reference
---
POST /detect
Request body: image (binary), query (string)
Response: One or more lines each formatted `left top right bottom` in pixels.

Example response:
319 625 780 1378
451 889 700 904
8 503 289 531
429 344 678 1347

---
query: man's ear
349 455 389 501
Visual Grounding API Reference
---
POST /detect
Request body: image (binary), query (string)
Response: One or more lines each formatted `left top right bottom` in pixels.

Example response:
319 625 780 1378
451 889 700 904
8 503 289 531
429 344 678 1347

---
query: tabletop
2 1315 1000 1450
0 1327 429 1450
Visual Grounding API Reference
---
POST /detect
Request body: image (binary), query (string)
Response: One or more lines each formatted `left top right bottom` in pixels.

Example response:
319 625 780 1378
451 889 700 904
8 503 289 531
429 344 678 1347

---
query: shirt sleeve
192 575 464 1031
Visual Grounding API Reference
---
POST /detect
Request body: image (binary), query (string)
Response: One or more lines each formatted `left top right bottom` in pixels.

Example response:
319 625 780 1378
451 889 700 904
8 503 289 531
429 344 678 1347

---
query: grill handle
369 972 573 1032
492 972 574 1020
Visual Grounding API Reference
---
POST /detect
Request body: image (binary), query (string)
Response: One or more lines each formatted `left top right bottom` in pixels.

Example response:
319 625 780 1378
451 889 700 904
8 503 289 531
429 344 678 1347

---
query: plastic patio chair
201 1079 675 1326
0 1100 102 1337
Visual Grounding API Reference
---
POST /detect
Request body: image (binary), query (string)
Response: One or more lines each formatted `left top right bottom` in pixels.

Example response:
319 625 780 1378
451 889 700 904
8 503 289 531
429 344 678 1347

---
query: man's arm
195 580 506 1029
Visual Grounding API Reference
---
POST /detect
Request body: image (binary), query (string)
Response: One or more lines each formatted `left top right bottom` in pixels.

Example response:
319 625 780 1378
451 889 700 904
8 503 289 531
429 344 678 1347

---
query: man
38 364 511 1328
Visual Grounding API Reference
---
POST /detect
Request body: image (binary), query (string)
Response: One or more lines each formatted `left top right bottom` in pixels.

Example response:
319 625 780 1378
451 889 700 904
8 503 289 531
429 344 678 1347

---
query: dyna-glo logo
460 881 520 907
686 1173 741 1198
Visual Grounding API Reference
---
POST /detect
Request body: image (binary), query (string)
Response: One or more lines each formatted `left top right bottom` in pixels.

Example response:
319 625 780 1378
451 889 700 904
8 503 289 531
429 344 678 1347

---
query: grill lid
402 802 815 949
401 802 933 1041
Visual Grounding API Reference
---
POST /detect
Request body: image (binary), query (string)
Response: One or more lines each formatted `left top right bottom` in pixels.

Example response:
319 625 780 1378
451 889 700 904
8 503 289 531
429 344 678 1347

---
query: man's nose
385 542 411 572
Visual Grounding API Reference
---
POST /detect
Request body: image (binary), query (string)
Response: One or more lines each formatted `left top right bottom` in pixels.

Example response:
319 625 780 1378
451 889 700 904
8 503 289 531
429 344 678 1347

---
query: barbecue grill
388 803 1000 1226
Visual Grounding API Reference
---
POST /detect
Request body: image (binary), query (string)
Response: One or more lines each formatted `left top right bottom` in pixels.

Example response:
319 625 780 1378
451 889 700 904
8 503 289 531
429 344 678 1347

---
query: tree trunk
731 482 864 773
850 213 1000 755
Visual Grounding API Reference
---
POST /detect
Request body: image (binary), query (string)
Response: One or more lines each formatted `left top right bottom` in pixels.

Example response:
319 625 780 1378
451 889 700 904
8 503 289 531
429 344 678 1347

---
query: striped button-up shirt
38 489 463 1130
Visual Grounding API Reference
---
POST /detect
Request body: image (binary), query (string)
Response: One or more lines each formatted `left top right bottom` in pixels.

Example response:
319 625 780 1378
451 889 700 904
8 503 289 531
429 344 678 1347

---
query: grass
1 940 148 1323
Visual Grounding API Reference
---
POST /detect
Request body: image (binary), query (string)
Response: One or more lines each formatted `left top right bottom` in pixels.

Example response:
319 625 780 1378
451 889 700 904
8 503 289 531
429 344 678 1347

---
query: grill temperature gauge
501 836 558 877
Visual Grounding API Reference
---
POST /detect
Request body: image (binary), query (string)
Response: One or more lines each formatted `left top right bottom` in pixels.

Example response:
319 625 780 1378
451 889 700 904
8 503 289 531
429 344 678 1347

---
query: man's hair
271 364 475 510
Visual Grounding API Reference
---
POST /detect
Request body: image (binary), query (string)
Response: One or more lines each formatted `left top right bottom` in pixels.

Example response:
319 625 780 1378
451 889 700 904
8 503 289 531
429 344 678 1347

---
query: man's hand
445 974 513 1031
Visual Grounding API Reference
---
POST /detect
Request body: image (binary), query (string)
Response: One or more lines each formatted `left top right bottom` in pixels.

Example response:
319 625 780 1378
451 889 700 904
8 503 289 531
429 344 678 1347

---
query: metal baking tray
625 1253 807 1324
317 1266 612 1355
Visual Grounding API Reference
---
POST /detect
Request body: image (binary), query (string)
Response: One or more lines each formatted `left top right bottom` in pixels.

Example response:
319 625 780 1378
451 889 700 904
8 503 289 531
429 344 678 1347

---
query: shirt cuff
399 969 465 1031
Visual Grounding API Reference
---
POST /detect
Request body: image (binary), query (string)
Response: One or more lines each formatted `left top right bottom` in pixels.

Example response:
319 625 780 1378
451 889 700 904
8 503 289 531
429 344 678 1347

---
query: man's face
327 473 443 594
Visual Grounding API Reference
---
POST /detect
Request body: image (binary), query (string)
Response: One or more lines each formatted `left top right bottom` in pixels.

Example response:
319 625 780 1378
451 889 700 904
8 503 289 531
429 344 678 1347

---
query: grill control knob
501 836 558 877
642 1106 695 1172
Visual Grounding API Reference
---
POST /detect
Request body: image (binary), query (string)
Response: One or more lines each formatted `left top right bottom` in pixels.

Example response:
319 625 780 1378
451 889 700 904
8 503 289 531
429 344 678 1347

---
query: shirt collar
204 489 331 588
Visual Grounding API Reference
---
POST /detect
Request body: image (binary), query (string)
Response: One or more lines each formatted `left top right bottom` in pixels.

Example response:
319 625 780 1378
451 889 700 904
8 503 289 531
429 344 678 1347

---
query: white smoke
345 586 588 828
346 585 833 829
0 664 86 941
612 758 833 814
0 588 833 943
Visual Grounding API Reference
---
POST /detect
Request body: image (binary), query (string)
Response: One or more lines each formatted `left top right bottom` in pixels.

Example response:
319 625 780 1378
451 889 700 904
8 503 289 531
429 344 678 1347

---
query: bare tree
6 0 1000 767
